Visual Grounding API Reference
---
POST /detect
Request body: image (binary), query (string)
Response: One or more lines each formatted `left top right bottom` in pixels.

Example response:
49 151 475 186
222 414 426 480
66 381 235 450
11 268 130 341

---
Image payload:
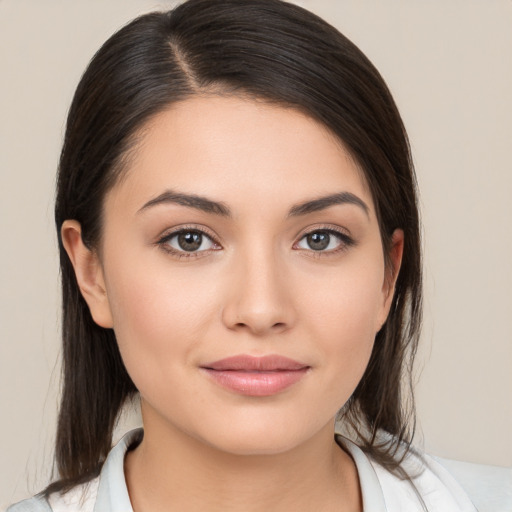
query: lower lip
201 368 309 396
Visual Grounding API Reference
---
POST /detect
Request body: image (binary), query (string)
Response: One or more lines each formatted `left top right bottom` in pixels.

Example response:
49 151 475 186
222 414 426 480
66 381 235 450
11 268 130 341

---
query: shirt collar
93 428 142 512
93 428 387 512
335 434 388 511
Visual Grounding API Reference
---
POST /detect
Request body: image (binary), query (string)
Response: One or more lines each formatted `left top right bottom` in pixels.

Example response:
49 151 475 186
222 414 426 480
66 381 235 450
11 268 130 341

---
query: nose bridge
222 237 294 335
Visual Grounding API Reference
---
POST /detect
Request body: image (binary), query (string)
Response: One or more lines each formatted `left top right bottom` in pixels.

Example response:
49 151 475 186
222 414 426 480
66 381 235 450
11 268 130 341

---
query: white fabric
7 428 511 511
433 456 512 512
338 436 478 511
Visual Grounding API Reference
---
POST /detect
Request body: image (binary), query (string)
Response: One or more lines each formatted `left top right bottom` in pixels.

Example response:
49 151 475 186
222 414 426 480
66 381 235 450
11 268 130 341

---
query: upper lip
201 354 309 372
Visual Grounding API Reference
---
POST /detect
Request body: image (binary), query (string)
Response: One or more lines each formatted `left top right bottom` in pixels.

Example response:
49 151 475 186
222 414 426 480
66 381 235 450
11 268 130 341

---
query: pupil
178 231 202 251
308 232 330 250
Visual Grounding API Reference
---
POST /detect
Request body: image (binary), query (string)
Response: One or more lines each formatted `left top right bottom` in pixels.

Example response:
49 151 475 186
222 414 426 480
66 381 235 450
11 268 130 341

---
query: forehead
107 95 373 216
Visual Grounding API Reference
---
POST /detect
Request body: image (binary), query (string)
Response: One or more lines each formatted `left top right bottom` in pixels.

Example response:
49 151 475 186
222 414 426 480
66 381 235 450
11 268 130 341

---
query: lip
200 355 310 397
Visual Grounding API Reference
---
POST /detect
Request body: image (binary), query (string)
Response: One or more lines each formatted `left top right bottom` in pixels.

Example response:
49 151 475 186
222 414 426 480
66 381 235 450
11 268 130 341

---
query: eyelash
156 225 355 260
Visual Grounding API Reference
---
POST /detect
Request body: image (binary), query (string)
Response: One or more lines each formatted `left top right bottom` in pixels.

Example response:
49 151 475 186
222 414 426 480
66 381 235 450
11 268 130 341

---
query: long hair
49 0 422 494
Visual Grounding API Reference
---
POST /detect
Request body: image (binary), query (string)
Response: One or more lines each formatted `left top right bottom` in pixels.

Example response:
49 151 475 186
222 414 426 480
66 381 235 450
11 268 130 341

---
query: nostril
232 321 287 334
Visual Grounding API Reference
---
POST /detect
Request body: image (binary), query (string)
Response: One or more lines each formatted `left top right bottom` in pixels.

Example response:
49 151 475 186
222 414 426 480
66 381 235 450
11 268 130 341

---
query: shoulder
6 429 141 512
370 449 477 511
434 456 512 512
6 496 52 512
370 445 512 512
337 433 511 511
369 448 478 511
6 479 99 512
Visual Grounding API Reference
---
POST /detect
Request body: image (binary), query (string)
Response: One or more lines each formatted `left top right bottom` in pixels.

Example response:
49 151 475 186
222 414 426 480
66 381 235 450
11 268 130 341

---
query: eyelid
295 223 352 239
156 224 222 258
293 224 356 255
155 223 355 259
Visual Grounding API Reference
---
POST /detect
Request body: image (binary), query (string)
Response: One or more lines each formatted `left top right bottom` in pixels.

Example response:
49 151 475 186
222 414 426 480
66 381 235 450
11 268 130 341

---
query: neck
125 409 362 512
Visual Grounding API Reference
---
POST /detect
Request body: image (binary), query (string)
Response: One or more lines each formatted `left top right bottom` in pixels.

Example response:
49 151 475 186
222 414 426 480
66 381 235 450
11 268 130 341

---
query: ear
377 228 404 329
61 220 114 328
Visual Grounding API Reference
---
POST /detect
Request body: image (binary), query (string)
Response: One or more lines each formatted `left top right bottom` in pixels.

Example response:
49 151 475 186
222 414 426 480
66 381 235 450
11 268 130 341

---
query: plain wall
1 0 511 508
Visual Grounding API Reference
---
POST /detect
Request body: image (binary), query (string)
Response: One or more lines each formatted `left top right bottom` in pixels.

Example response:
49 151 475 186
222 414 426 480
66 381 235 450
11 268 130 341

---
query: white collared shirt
8 428 512 512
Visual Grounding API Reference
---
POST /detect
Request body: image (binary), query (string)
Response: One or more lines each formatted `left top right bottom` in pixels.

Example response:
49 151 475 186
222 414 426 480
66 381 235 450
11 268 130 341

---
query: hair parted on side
49 0 422 495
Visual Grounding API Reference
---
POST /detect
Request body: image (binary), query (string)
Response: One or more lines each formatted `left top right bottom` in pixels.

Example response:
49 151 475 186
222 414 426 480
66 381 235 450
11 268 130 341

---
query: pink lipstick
200 355 310 396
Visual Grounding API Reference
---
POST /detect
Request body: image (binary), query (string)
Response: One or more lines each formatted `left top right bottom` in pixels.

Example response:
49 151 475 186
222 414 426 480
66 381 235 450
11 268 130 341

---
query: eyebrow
138 190 231 216
138 189 369 218
287 192 369 218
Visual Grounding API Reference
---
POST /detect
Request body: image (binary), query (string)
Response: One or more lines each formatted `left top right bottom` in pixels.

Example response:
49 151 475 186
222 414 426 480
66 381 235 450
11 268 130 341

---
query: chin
204 432 304 457
189 413 329 457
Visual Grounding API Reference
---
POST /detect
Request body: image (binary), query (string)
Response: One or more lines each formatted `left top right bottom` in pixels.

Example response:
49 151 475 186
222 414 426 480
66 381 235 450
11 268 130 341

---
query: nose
221 246 296 336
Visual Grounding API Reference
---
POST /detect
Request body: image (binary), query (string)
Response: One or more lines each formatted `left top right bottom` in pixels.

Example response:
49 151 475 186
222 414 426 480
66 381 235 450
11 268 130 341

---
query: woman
7 0 508 510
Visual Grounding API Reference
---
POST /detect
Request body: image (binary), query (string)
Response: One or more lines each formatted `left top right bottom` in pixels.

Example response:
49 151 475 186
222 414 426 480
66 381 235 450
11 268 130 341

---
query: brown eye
296 229 354 253
306 232 331 251
177 231 203 251
162 229 216 253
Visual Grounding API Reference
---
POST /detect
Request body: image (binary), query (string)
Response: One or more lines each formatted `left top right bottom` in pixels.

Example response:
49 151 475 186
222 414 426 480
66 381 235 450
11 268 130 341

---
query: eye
159 229 218 254
296 229 353 253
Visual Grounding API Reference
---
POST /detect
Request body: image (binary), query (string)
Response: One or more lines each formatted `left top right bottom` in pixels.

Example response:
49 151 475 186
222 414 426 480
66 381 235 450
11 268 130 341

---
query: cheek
103 253 221 384
298 256 385 392
302 255 385 339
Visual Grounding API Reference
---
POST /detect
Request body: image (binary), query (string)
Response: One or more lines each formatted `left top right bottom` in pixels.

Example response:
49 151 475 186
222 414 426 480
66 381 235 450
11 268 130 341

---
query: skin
62 95 403 512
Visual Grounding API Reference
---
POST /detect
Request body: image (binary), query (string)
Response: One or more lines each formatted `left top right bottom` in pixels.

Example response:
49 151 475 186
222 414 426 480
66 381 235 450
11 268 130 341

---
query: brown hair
49 0 421 495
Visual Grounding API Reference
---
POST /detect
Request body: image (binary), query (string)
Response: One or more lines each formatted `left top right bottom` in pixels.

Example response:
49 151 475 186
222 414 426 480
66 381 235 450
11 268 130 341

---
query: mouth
200 355 310 396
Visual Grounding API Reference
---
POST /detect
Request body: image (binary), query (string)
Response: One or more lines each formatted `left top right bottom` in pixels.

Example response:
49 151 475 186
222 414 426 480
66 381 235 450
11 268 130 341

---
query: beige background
1 0 511 508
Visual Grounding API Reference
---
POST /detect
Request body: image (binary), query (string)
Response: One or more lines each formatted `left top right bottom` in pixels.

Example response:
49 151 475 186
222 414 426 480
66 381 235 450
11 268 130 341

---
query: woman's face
70 96 401 455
